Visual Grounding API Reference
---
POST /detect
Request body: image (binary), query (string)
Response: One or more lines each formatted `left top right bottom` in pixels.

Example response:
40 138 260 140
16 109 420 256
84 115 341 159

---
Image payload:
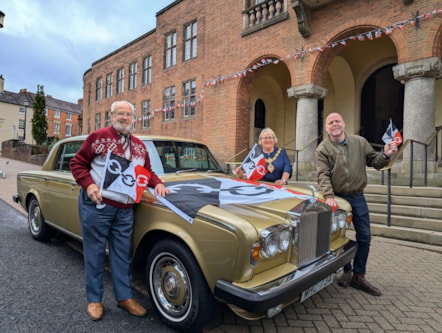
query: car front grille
296 210 331 267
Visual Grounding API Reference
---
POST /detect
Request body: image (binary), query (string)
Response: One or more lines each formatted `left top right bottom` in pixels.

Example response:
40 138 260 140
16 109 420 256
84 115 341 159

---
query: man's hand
325 197 338 210
154 183 171 197
86 183 102 205
383 142 398 157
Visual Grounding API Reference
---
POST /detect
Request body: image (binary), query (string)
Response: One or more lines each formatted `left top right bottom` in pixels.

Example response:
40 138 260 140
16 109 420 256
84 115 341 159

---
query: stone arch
235 56 293 159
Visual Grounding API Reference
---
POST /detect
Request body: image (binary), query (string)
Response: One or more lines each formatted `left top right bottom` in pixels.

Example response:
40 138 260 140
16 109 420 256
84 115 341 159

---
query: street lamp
0 11 5 28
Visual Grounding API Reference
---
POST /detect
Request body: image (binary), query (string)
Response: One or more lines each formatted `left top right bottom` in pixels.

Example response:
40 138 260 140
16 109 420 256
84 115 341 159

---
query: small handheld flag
240 143 267 181
100 151 151 203
382 119 402 146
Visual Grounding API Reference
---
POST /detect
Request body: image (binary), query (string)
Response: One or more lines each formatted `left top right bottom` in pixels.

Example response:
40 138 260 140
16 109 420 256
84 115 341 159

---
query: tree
32 84 48 145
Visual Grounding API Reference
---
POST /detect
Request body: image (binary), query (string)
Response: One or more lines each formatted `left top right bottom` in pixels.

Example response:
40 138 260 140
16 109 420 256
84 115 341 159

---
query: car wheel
27 196 55 241
146 238 217 333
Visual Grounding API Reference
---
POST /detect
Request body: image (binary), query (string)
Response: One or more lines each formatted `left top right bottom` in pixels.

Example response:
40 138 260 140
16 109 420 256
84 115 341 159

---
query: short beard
113 122 131 134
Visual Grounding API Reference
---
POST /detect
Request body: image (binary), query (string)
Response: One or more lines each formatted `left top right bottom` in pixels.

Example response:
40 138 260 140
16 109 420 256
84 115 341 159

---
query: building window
183 79 196 118
66 123 72 136
142 56 152 85
96 77 102 101
163 86 175 121
66 112 72 120
132 105 137 131
142 100 151 129
95 113 101 130
129 62 137 90
54 109 60 118
54 121 60 135
19 107 25 114
18 119 25 129
165 31 177 68
117 68 124 94
184 21 198 61
106 73 113 98
104 110 111 127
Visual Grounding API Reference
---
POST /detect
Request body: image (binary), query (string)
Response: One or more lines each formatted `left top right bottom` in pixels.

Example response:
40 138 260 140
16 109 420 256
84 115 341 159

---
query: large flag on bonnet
100 151 151 203
240 143 267 181
150 177 311 223
382 118 402 146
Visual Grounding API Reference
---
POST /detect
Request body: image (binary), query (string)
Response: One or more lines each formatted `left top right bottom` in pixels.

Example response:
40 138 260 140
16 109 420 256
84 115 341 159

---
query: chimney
0 75 4 92
19 88 28 94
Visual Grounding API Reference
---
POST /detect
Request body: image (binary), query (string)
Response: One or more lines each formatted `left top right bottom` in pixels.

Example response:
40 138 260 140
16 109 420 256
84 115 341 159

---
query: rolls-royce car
13 135 357 332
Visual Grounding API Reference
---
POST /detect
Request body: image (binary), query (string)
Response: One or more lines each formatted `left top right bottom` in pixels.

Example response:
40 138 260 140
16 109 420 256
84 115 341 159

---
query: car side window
54 142 82 172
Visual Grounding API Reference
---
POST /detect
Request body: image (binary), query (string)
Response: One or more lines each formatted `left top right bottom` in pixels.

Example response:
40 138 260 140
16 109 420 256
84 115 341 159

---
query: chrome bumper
214 240 357 313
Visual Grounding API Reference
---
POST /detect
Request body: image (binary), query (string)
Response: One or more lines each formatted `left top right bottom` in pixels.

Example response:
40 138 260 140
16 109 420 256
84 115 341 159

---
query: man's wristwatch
382 153 390 160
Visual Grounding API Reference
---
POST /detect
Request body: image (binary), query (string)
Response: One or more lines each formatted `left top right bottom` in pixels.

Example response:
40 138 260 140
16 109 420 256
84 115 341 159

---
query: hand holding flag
382 118 402 146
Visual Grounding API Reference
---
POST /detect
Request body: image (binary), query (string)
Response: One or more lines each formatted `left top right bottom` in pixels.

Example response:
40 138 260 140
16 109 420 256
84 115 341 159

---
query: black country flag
240 143 267 181
150 177 311 223
382 118 402 146
101 151 151 203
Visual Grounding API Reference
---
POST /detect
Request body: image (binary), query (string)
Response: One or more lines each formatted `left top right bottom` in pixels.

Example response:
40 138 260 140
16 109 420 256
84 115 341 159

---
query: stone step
365 193 442 208
365 184 442 246
368 202 442 220
370 212 442 232
370 224 442 246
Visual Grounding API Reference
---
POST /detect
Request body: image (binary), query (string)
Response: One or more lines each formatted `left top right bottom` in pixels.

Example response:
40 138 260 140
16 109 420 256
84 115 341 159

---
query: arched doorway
360 64 404 147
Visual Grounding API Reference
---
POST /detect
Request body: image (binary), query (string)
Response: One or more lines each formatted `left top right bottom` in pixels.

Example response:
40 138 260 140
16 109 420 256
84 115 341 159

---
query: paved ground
2 156 442 332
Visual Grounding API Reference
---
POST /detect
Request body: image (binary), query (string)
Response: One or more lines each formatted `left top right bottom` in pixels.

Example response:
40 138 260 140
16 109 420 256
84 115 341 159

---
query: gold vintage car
13 135 357 332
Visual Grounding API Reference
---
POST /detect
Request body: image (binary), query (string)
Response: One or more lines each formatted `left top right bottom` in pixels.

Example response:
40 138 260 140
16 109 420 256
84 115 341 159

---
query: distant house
0 76 82 146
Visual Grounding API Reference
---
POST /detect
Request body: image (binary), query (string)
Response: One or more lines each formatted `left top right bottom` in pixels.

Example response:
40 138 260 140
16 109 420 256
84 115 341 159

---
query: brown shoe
86 302 103 321
338 270 352 288
117 299 147 317
350 273 382 296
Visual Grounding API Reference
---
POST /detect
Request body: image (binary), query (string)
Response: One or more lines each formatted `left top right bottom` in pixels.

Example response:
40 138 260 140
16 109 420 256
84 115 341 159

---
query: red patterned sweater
70 126 163 208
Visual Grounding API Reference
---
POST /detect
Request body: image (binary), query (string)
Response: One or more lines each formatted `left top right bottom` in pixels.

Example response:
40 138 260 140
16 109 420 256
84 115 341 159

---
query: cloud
0 0 174 103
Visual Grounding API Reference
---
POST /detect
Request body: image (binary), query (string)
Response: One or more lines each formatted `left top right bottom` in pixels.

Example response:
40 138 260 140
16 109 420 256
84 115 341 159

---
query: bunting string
132 9 441 123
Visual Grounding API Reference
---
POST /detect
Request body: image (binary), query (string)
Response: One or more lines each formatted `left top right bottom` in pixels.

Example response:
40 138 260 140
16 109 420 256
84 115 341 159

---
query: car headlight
260 224 292 258
331 209 347 233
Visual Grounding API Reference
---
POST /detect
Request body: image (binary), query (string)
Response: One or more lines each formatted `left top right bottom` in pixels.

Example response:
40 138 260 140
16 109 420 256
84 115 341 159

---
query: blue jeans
337 192 371 275
78 188 134 302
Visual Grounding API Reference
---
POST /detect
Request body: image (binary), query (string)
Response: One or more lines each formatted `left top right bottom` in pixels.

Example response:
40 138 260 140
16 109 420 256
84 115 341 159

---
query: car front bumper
214 240 357 313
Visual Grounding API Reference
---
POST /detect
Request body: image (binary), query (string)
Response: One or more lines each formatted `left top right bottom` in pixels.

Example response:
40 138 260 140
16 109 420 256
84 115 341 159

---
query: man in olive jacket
315 112 398 296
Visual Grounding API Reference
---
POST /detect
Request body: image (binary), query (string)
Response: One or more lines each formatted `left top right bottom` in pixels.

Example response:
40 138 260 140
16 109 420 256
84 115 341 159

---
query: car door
40 141 83 237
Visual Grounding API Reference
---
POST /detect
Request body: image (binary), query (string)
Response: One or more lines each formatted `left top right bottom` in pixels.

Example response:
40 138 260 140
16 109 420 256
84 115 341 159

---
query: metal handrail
380 126 442 226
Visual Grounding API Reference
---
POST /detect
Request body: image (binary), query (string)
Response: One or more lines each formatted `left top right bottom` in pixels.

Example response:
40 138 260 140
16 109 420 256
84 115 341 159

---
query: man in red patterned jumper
70 100 170 321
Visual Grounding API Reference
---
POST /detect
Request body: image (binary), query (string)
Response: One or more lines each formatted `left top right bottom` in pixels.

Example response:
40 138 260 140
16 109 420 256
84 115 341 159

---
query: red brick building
82 0 442 176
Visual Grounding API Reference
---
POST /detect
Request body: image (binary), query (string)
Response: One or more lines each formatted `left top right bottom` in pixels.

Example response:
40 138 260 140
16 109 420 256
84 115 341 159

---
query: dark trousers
337 192 371 275
78 188 134 302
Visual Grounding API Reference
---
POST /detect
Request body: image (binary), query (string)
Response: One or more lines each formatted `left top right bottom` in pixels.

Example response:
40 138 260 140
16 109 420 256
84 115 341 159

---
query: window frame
163 86 176 121
184 20 198 61
164 31 177 69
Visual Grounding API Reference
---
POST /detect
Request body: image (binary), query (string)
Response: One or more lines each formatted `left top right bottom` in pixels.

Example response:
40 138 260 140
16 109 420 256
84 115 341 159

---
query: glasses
114 112 134 117
261 137 274 140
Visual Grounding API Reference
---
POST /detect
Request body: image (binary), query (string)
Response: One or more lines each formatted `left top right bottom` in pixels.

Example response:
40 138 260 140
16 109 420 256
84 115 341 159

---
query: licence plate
300 274 333 302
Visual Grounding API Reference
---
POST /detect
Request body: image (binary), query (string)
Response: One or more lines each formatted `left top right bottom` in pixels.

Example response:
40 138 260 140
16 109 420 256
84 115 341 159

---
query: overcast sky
0 0 175 103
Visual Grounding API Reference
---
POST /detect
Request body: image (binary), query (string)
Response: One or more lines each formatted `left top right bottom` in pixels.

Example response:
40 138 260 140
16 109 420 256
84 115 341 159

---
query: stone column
393 57 442 173
287 83 327 177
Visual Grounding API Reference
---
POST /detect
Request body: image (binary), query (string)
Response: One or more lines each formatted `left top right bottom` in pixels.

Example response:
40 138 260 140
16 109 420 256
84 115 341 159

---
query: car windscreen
143 140 223 175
